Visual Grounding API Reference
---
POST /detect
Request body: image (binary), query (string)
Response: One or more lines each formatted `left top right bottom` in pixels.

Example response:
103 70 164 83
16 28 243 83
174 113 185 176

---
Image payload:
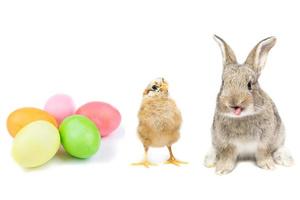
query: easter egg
7 107 58 137
59 115 101 159
12 120 60 168
76 102 121 137
44 94 75 124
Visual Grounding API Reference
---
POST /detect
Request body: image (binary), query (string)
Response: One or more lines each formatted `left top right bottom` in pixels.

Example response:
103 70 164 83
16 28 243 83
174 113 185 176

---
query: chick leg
165 146 187 166
132 146 157 168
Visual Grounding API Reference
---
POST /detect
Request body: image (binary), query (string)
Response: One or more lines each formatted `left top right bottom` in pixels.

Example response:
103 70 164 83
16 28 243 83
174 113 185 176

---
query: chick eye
152 85 158 91
247 81 252 90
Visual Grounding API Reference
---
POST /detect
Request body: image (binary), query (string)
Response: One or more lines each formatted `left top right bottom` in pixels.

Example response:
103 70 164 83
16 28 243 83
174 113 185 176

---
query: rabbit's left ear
214 35 237 66
244 37 276 74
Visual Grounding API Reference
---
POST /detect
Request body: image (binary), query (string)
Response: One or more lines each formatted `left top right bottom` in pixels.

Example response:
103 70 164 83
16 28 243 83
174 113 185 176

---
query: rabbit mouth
231 106 243 116
220 105 258 118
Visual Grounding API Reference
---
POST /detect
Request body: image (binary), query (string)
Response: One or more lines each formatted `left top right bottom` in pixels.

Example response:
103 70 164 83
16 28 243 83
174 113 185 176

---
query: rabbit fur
204 35 294 175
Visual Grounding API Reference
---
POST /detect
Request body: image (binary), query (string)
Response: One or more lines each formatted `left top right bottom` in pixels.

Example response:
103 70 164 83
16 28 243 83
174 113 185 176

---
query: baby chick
133 78 186 167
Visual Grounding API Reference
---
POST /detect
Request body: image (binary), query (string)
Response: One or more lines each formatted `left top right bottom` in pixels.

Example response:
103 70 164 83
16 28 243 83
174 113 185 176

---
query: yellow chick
132 78 186 167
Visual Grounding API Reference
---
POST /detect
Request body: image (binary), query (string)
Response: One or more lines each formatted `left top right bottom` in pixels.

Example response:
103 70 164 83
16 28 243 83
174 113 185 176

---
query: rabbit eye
152 85 158 91
247 81 252 90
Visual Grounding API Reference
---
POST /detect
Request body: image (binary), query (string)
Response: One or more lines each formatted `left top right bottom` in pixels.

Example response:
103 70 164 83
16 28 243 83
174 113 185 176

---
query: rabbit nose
228 98 240 108
230 106 242 110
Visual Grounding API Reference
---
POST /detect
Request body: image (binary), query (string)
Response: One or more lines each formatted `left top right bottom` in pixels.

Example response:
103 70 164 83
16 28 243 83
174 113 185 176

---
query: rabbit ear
244 37 276 74
214 35 237 66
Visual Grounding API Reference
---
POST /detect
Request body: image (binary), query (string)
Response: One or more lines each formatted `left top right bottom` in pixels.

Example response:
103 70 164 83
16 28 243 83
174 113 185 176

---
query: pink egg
76 101 121 137
44 94 75 124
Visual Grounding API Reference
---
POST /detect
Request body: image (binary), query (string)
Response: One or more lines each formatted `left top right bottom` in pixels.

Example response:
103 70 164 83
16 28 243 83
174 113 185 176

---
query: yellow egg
12 120 60 168
7 107 58 137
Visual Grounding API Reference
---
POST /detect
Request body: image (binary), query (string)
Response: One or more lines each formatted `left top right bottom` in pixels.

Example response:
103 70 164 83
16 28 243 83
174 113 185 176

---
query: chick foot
132 160 157 168
165 146 187 166
164 156 188 166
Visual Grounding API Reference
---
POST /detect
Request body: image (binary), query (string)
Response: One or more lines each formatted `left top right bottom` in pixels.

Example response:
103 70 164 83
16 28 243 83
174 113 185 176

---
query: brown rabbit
132 78 186 167
204 35 294 175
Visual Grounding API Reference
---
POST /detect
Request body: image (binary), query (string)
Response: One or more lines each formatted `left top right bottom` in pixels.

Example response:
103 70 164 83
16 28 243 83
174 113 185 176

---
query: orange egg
7 107 58 137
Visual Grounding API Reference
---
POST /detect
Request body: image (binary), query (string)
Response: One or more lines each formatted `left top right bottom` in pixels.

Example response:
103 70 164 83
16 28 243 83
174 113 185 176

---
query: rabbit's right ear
244 37 276 75
214 35 237 66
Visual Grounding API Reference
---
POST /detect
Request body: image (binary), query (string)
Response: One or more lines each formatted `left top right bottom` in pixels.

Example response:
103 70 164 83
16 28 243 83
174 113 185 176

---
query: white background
0 0 299 199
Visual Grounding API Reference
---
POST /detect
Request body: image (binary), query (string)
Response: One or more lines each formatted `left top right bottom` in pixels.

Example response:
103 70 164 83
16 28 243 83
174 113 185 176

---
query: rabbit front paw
257 157 276 170
216 160 235 175
204 148 216 168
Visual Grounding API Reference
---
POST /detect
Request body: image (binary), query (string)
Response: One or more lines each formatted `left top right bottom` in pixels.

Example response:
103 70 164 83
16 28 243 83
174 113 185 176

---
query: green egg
59 115 101 159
